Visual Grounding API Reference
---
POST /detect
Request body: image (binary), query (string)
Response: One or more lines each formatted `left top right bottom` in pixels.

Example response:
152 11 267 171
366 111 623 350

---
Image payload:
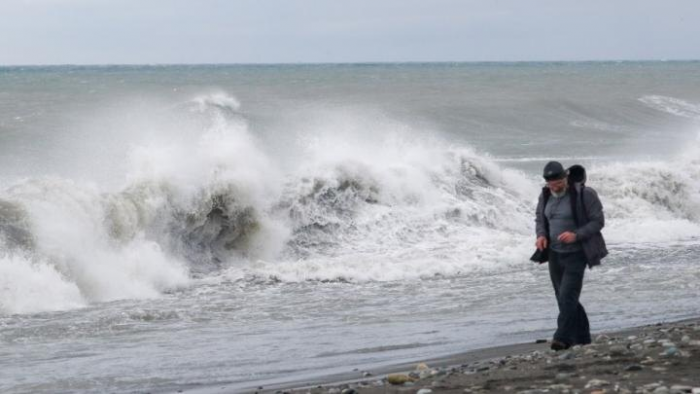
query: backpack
567 164 587 187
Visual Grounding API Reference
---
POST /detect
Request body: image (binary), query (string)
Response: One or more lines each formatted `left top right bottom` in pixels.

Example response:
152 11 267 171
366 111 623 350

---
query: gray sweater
535 184 609 267
544 191 583 253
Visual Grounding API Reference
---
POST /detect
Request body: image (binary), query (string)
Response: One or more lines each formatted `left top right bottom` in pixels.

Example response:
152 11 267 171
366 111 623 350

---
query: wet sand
259 318 700 394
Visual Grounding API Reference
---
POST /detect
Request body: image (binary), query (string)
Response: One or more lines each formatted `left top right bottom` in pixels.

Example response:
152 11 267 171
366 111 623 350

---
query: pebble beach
269 319 700 394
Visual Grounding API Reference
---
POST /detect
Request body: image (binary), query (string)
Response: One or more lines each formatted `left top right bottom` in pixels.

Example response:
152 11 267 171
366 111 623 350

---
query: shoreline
233 317 700 394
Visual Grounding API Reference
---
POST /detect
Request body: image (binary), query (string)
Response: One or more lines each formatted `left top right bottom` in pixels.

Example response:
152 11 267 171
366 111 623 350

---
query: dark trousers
548 250 591 346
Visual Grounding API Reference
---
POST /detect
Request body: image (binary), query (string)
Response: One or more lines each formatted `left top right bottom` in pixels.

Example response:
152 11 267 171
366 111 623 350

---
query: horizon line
2 58 699 68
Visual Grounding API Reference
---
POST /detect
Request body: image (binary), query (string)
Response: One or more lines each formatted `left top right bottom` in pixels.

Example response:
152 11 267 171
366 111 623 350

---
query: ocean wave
0 198 34 252
0 178 190 315
3 92 700 314
191 92 241 113
570 119 633 133
638 95 700 119
591 157 700 244
493 156 606 163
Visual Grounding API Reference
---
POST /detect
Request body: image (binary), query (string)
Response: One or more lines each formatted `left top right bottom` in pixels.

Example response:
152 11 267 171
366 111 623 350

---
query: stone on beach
415 363 429 371
663 346 679 357
595 334 611 343
585 379 610 389
609 345 628 356
670 385 693 393
386 374 411 385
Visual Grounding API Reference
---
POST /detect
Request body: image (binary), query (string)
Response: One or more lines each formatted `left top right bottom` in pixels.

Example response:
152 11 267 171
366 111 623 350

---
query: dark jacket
535 183 608 268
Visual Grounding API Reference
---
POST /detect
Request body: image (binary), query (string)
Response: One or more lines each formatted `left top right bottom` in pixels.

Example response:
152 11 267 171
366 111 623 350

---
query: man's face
547 177 567 193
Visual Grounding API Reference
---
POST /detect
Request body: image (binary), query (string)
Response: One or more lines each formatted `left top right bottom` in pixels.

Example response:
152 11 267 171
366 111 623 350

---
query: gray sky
1 0 699 65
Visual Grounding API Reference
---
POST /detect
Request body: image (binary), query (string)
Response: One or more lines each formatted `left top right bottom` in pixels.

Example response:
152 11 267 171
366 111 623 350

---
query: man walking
535 161 608 350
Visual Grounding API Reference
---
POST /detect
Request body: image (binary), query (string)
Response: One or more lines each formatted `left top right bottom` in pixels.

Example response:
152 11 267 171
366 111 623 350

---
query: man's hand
536 236 548 251
557 231 577 244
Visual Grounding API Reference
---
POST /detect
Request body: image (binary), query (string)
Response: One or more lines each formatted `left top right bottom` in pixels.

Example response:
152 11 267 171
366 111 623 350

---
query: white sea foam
494 156 606 163
591 156 700 244
639 95 700 119
570 119 632 133
191 92 241 113
0 253 85 315
0 178 190 314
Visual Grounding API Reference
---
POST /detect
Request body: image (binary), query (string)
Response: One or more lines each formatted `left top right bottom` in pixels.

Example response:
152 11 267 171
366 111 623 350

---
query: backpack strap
542 187 551 238
569 185 581 227
580 185 589 222
569 184 589 226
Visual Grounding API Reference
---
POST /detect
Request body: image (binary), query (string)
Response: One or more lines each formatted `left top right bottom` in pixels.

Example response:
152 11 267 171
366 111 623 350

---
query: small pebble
549 384 573 390
386 374 410 385
416 363 430 371
610 345 627 356
558 352 575 360
670 385 693 393
664 346 679 357
595 334 610 343
585 379 610 389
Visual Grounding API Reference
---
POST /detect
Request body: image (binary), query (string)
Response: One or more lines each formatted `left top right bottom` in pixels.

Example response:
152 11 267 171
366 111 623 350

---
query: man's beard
551 188 566 198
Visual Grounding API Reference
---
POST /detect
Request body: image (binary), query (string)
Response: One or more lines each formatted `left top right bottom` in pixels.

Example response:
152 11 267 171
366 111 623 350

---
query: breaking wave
592 149 700 245
639 95 700 119
3 92 700 314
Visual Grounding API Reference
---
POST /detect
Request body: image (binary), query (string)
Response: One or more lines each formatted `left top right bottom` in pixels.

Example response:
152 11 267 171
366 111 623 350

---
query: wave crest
639 95 700 119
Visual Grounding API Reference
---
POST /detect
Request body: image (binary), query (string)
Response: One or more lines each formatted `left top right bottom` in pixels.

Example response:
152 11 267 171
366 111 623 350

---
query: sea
1 62 699 393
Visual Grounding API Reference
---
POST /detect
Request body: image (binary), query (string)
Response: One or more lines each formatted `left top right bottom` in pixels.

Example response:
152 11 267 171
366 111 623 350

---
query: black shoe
550 340 570 351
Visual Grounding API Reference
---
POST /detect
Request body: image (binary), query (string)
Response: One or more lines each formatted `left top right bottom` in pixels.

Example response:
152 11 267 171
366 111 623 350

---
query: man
535 161 608 351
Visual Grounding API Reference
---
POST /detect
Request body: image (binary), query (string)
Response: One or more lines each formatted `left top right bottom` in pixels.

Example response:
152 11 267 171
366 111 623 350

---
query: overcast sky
1 0 699 65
